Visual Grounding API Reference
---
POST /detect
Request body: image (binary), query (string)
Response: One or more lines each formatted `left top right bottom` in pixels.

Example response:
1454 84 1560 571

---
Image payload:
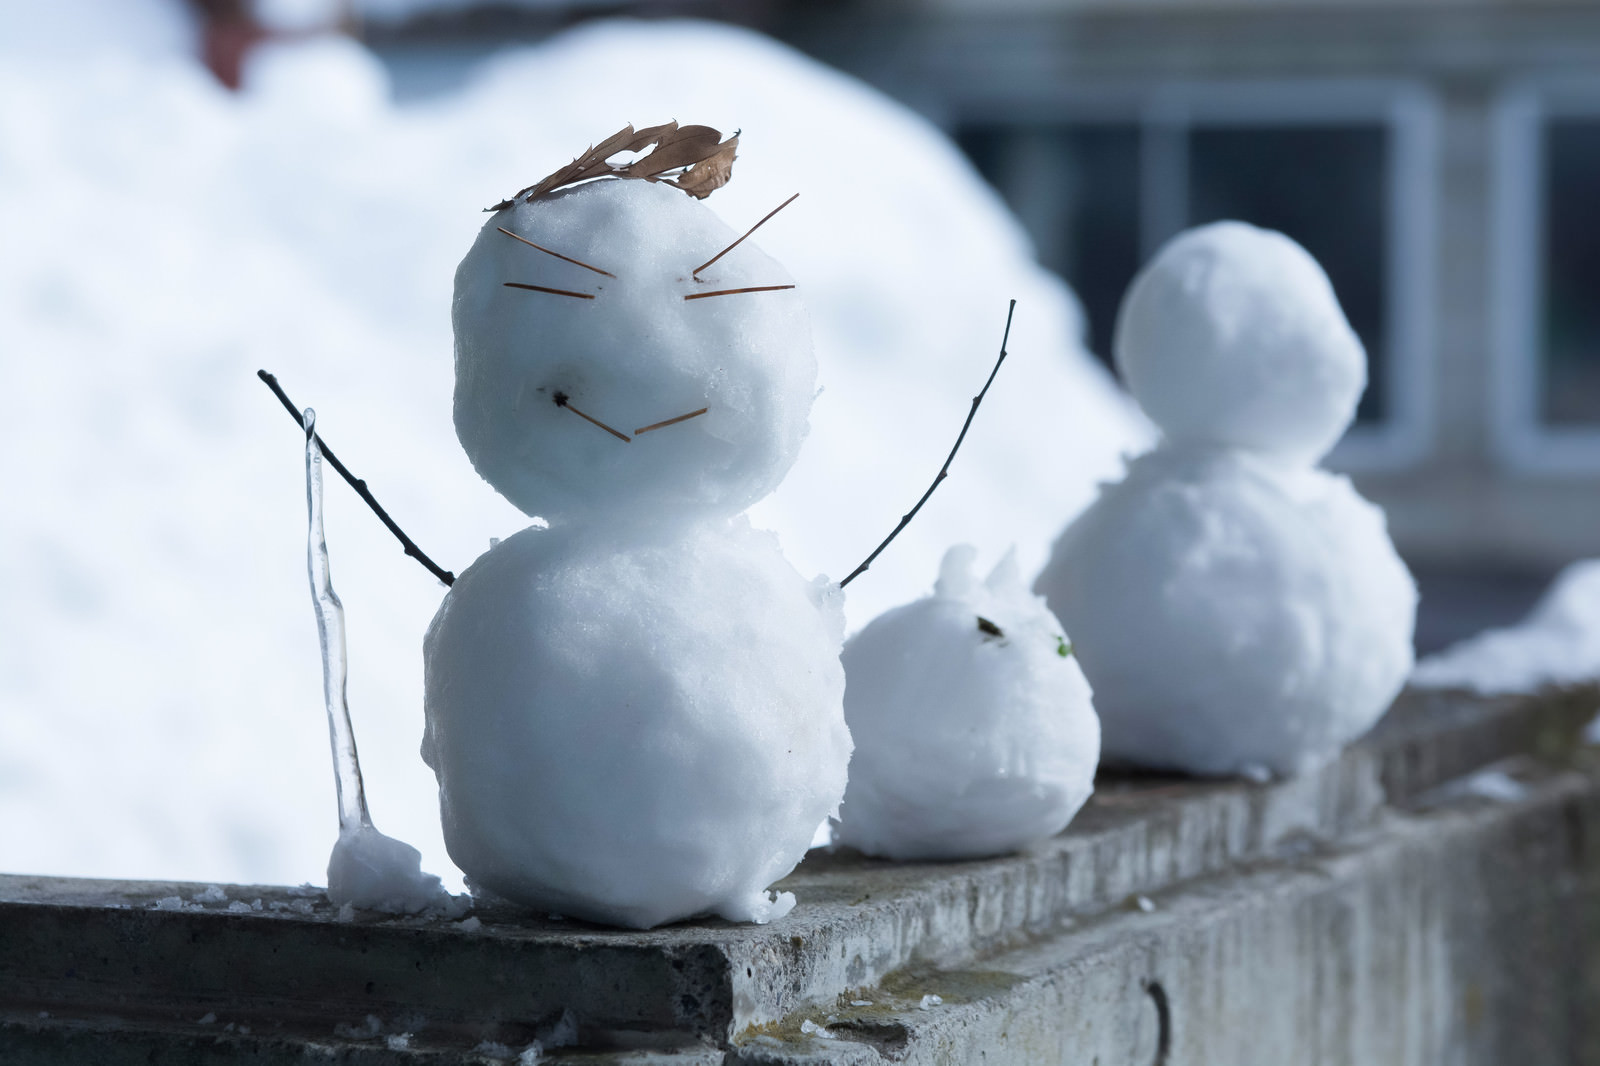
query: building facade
775 0 1600 575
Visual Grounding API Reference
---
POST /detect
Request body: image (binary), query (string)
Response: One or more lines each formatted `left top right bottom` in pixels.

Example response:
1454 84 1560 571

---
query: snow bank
1413 560 1600 695
0 14 1145 889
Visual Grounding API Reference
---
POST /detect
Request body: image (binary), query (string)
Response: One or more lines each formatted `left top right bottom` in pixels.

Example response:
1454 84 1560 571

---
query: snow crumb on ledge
1416 766 1529 809
1413 560 1600 695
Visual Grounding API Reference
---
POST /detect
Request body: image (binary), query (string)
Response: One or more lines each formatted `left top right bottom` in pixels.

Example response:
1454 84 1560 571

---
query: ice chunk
326 823 462 916
836 546 1100 860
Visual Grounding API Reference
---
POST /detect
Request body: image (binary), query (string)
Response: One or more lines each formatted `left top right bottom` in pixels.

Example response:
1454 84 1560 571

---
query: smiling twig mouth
634 408 709 435
553 392 631 442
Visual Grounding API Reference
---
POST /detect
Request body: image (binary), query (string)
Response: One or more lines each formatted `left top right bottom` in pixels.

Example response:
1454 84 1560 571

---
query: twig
257 370 456 587
635 407 708 435
683 285 795 301
504 282 596 300
837 300 1017 589
496 227 616 278
554 392 631 442
692 192 799 277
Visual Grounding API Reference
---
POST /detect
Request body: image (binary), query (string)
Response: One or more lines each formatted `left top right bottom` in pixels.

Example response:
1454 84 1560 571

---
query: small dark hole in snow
553 391 570 407
977 616 1004 639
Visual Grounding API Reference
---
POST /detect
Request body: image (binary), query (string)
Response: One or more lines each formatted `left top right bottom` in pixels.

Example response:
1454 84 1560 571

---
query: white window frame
944 78 1440 472
1490 77 1600 473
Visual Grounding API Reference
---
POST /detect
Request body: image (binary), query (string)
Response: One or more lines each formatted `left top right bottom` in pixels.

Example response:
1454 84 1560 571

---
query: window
955 81 1438 470
1492 84 1600 470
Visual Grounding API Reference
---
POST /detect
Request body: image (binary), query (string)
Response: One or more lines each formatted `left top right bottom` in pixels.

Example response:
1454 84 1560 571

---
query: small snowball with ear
835 545 1100 861
1115 221 1366 464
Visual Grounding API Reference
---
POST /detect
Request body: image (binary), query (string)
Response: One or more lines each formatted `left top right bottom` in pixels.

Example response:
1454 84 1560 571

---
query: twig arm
837 300 1016 589
258 370 457 587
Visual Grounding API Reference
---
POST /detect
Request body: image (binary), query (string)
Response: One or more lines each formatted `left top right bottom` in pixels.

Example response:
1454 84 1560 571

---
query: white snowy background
0 1 1151 889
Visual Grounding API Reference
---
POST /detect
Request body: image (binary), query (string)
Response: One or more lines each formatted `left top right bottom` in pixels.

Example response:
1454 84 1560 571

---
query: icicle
304 408 371 834
302 408 464 917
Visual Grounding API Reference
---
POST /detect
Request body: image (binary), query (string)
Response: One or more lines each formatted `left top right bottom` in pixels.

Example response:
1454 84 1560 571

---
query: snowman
421 127 852 929
1034 221 1416 778
834 545 1100 861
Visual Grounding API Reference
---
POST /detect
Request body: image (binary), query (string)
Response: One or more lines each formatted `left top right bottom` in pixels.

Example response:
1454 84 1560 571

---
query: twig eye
504 282 595 300
497 227 616 278
692 192 799 278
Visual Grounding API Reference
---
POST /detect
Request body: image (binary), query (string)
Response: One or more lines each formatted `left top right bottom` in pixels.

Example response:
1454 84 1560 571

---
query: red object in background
190 0 267 89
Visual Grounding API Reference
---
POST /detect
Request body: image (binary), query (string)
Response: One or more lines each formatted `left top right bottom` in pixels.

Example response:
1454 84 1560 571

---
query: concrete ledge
3 684 1597 1063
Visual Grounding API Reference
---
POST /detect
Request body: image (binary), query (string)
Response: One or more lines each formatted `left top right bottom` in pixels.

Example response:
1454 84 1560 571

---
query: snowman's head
1114 221 1366 465
452 179 816 526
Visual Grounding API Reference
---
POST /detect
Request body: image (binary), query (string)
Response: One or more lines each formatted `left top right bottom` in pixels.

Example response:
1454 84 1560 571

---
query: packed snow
433 173 851 927
0 6 1145 891
1413 560 1600 695
835 546 1099 860
451 180 814 526
1113 221 1366 466
1036 223 1416 777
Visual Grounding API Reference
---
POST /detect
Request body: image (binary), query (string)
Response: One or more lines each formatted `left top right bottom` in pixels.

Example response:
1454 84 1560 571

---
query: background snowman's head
1113 221 1366 465
452 177 816 526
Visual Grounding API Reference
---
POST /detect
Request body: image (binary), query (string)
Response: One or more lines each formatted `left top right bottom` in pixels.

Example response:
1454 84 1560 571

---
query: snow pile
1036 223 1416 777
1413 560 1600 694
0 11 1144 890
836 546 1099 860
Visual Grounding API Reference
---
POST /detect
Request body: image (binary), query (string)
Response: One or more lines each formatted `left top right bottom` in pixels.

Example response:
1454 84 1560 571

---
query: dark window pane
955 123 1142 369
1541 119 1600 426
1053 127 1143 364
1186 125 1389 424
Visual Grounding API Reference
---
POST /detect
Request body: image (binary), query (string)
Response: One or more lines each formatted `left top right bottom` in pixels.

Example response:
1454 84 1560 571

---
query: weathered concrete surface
3 685 1598 1063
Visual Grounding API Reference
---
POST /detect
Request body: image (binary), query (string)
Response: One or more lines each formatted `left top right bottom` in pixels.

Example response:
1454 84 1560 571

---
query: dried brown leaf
670 136 739 200
486 121 740 211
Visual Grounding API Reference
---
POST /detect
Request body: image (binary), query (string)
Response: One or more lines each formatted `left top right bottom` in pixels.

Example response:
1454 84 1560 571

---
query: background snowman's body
424 177 851 928
1037 222 1417 778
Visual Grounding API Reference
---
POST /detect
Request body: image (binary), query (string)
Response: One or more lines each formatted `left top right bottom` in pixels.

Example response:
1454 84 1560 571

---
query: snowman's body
423 179 851 928
1035 222 1416 777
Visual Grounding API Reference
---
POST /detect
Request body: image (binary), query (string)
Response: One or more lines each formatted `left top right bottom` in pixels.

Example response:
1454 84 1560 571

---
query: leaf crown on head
487 122 739 212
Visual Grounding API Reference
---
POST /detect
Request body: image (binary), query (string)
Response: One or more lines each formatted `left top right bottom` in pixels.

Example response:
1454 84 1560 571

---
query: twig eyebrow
635 408 709 435
683 285 795 301
554 391 631 442
504 282 595 300
693 192 799 278
497 226 616 278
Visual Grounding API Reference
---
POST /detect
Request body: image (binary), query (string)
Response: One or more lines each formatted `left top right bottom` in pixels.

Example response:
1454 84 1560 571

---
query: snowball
835 546 1099 860
1413 559 1600 694
1116 222 1365 464
422 517 849 929
453 179 816 527
326 822 463 916
1036 447 1415 777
